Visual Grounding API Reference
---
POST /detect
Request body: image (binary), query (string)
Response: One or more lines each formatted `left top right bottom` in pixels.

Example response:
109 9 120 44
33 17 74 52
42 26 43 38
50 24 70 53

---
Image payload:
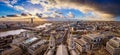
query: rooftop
23 37 39 46
56 44 68 55
85 34 102 40
0 29 26 37
30 40 47 50
108 37 120 48
74 38 88 46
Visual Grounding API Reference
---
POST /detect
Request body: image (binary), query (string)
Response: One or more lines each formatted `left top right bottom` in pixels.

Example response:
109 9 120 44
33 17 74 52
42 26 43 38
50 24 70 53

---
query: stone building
106 37 120 55
83 34 102 49
2 46 22 55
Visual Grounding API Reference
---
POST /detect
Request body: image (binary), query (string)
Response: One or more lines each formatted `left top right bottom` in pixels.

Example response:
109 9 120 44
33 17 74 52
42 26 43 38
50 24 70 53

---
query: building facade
106 37 120 55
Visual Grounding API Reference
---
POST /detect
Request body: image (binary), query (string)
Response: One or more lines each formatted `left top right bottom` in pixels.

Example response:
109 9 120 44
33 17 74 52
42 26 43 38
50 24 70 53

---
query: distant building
28 40 47 55
106 37 120 55
83 34 102 49
101 32 114 46
74 38 90 53
31 18 34 23
20 37 48 55
20 37 40 51
0 24 7 29
0 35 13 51
2 46 22 55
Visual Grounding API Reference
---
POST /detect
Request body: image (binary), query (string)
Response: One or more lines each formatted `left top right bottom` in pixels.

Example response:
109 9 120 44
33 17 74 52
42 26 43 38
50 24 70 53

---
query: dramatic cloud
50 0 120 19
68 0 120 17
1 0 120 21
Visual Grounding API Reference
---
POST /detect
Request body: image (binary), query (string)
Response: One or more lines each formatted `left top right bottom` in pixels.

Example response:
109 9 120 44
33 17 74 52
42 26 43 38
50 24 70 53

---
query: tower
31 18 34 23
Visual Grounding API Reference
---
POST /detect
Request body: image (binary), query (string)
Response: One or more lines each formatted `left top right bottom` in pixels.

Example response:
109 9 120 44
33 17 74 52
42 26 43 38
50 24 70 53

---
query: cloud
1 0 119 21
67 12 74 18
0 0 18 5
0 1 28 13
20 0 119 20
51 0 120 18
29 0 40 4
0 0 9 3
10 0 18 4
14 6 25 10
0 0 13 7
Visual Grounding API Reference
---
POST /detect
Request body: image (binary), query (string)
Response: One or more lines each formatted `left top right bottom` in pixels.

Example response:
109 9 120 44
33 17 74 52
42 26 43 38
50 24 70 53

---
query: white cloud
29 0 48 4
1 0 18 5
29 0 40 4
0 0 13 7
14 6 25 10
67 12 74 18
0 0 18 8
10 0 18 5
7 3 14 7
13 6 30 13
0 0 9 3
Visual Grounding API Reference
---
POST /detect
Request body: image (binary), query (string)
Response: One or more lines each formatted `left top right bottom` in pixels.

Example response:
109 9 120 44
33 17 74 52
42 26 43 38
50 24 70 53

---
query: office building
106 37 120 55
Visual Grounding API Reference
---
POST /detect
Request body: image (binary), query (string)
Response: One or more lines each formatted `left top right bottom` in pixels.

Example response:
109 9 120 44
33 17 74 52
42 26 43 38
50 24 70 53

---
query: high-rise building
31 18 34 24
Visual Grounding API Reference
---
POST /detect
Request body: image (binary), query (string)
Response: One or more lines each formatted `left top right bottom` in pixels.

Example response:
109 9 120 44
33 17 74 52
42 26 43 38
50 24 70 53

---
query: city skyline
1 0 120 55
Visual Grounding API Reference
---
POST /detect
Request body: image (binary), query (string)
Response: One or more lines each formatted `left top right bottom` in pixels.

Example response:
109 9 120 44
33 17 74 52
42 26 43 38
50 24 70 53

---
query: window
93 40 96 42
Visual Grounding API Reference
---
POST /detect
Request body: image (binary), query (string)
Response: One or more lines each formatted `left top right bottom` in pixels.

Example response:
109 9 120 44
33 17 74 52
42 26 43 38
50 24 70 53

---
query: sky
0 0 120 21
